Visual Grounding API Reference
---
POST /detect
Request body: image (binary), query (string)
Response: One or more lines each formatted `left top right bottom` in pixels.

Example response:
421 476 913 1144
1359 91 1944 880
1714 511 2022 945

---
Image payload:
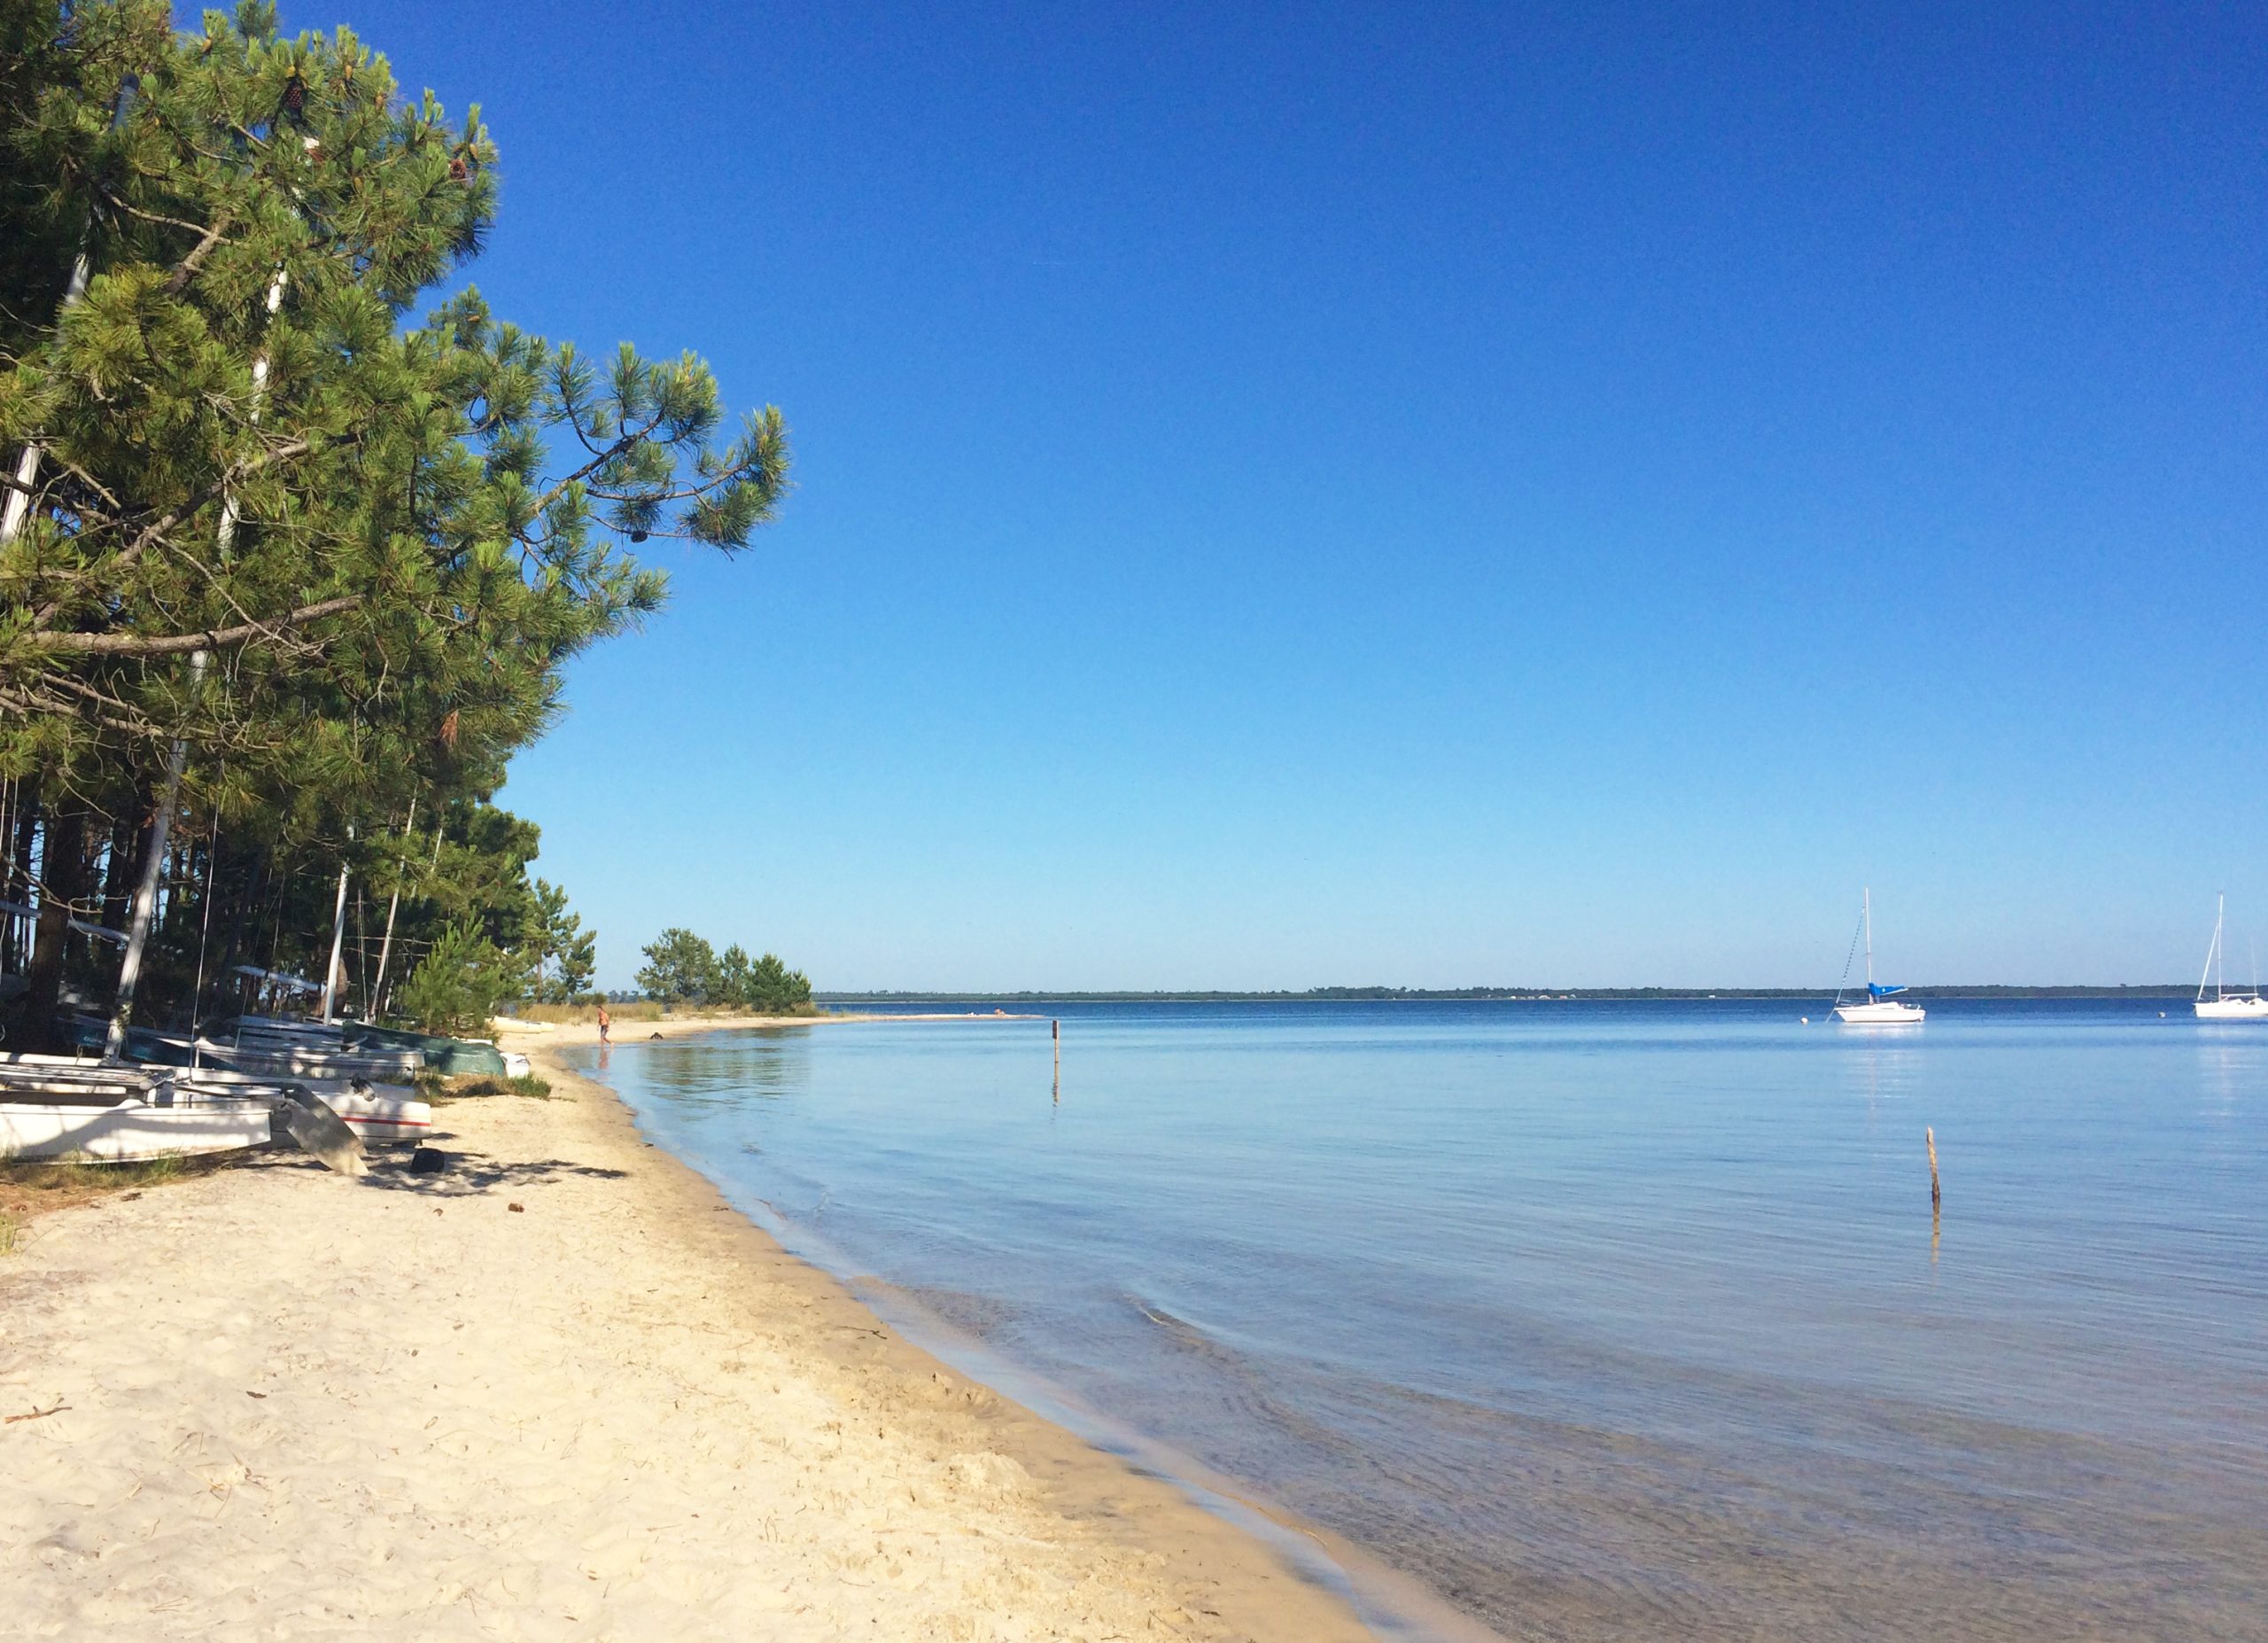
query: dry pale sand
0 1020 1376 1642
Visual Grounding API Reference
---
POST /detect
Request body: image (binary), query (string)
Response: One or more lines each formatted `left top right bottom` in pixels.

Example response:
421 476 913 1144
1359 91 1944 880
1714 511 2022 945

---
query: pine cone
450 156 469 183
283 73 306 114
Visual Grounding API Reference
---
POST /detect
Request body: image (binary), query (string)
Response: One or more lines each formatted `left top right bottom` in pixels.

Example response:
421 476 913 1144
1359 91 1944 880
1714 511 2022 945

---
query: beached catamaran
0 1056 278 1163
1833 889 1925 1024
2194 895 2268 1021
0 1051 430 1165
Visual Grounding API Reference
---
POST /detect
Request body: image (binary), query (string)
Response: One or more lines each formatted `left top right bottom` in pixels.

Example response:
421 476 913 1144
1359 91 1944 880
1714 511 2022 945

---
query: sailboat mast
2199 894 2225 1004
1863 888 1875 989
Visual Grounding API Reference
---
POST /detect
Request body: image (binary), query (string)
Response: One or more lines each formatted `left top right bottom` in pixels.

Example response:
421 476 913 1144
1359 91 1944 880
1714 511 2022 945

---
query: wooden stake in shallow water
1052 1017 1060 1103
1927 1126 1941 1211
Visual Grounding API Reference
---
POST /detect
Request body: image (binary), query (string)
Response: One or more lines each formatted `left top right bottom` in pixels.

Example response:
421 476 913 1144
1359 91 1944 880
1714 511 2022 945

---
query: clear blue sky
323 1 2264 990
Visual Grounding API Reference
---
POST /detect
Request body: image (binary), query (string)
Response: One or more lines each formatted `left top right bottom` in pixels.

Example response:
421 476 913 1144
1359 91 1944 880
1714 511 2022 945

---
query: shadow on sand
353 1138 629 1197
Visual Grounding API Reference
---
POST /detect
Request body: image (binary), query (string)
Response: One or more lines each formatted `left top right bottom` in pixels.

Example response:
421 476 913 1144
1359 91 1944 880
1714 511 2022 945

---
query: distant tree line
635 928 812 1013
819 985 2202 1002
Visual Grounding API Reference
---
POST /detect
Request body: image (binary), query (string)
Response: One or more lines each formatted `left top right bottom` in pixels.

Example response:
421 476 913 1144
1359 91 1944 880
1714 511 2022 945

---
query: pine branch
161 214 237 294
32 593 365 657
26 437 317 628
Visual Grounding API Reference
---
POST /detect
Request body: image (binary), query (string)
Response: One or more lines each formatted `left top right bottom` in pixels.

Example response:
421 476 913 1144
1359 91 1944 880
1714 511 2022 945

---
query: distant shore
495 1007 1052 1034
819 985 2202 1002
0 1018 1371 1640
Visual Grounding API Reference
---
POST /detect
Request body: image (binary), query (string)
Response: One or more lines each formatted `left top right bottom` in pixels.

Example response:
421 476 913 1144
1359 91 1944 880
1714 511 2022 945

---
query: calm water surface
563 1001 2268 1641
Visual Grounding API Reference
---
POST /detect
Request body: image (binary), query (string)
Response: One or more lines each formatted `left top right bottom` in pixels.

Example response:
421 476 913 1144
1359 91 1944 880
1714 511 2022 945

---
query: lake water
561 1001 2268 1642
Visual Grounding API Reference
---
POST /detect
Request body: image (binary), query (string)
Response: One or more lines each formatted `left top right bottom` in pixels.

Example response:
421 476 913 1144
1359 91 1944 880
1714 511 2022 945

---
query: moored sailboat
1833 890 1925 1024
2194 896 2268 1021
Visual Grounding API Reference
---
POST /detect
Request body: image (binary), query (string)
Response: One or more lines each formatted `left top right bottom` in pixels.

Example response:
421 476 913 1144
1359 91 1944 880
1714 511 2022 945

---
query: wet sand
0 1017 1376 1641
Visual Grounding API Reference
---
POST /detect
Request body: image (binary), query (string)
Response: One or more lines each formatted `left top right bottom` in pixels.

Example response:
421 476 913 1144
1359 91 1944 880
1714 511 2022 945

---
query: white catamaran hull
1 1056 430 1145
0 1100 273 1162
171 1076 431 1142
2194 996 2268 1021
1834 1001 1926 1024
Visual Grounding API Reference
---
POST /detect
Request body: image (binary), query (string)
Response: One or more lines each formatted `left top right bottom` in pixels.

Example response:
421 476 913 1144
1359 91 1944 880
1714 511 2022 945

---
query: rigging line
1834 907 1865 1004
189 790 224 1060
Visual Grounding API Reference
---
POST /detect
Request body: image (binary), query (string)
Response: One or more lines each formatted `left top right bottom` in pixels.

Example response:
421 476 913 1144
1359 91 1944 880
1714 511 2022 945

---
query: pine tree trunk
102 795 159 1011
100 807 140 938
4 782 37 976
23 807 90 1051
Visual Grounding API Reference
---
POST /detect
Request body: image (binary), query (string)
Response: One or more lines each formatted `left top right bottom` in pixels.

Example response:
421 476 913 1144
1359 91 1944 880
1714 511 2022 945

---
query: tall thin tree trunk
3 780 35 976
369 799 416 1023
100 807 139 938
24 807 90 1052
319 828 352 1025
353 887 369 1019
108 650 206 1057
0 778 14 956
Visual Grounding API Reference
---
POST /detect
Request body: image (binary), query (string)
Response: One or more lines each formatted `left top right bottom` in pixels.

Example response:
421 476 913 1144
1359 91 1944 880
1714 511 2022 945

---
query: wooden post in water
1052 1017 1060 1103
1926 1126 1941 1211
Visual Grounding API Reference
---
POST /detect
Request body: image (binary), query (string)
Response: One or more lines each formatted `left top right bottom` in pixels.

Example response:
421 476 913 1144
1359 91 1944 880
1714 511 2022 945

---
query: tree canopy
0 1 791 1047
636 927 812 1013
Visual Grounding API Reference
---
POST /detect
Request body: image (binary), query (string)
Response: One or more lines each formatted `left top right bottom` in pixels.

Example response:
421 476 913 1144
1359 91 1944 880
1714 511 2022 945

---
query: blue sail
1867 983 1907 998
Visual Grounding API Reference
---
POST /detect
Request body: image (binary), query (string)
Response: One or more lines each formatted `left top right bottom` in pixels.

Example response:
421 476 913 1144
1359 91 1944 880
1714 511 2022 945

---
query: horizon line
809 984 2202 1001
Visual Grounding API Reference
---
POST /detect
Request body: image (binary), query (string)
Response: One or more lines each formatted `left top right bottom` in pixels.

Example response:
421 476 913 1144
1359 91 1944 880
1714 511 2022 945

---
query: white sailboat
2194 895 2268 1021
1834 890 1925 1024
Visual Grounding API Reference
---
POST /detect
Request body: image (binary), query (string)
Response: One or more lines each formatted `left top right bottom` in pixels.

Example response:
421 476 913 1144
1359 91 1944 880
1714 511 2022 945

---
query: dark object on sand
409 1146 450 1174
508 1201 524 1212
649 1031 664 1040
275 1088 365 1176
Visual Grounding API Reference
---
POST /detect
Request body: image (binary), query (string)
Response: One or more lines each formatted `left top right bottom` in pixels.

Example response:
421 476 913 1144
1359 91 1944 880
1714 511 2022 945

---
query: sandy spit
0 1017 1375 1641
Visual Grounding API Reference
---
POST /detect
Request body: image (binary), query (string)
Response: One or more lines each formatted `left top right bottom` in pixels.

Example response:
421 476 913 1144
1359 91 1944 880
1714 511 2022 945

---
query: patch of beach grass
0 1149 217 1245
128 1153 187 1186
430 1071 555 1102
512 1000 671 1025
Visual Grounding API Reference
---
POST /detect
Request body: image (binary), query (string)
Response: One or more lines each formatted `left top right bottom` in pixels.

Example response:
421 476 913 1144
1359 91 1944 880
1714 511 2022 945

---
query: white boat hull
1 1100 272 1162
1835 1001 1926 1024
184 1085 428 1134
198 1043 425 1080
322 1094 431 1143
2194 996 2268 1021
175 1078 431 1143
3 1057 431 1145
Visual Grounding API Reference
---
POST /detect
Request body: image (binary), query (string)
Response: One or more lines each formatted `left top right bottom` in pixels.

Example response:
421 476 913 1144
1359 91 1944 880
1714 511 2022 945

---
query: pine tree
636 927 719 1004
0 2 790 1047
530 876 595 1002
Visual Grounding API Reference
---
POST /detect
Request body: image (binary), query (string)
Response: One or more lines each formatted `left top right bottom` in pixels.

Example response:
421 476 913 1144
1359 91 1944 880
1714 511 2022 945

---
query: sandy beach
0 1019 1374 1642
